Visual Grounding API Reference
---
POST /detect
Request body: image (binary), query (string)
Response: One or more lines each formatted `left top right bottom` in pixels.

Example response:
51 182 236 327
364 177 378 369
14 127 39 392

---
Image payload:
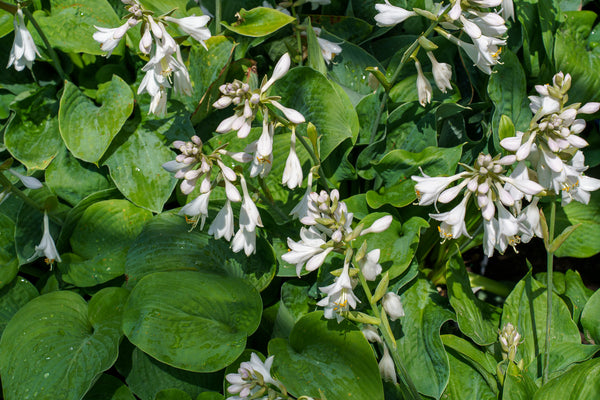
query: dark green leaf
221 7 295 37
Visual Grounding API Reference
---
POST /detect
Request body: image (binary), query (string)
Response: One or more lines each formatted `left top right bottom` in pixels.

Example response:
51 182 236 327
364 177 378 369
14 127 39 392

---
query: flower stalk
543 199 556 385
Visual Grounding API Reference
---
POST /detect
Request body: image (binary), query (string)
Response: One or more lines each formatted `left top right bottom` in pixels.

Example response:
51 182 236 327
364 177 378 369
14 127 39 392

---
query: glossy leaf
582 288 600 344
0 277 38 337
533 358 600 399
553 191 600 258
221 7 295 37
83 374 135 400
0 214 18 289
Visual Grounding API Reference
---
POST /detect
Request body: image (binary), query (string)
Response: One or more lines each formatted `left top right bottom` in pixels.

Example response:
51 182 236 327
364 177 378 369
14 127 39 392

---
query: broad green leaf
122 270 262 372
442 335 497 399
155 389 192 400
83 374 135 400
196 392 224 400
272 67 359 163
306 19 327 75
124 212 276 292
501 271 580 379
499 115 515 142
446 255 501 346
138 0 204 18
554 11 600 104
487 50 530 145
533 358 600 400
0 288 129 400
126 348 222 400
59 76 134 164
45 146 113 207
543 342 599 380
563 270 593 325
273 280 312 338
384 101 438 154
221 7 295 37
441 335 497 378
0 277 38 337
397 277 454 399
353 214 428 280
30 0 122 55
0 8 12 38
268 311 384 400
102 109 186 213
553 191 600 258
581 288 600 344
538 0 561 61
366 180 416 208
5 86 61 171
58 199 152 287
0 213 18 289
502 361 538 400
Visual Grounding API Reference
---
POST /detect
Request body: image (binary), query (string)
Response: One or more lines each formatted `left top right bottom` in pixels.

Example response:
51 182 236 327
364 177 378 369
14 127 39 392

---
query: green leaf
538 0 561 61
353 214 428 280
0 288 128 400
543 342 600 380
268 311 384 400
271 67 359 163
59 76 134 164
0 213 18 289
83 374 136 400
553 191 600 258
155 389 192 400
221 7 295 37
533 358 600 400
306 19 327 75
501 270 580 379
5 86 62 171
499 115 516 142
273 280 312 338
548 223 581 253
446 255 501 346
563 270 593 326
126 348 222 400
397 277 454 399
122 270 262 372
502 361 538 400
487 50 530 146
30 0 123 55
0 277 38 337
554 11 600 104
581 288 600 344
124 212 276 292
0 8 13 38
58 199 152 287
45 146 113 206
384 101 438 153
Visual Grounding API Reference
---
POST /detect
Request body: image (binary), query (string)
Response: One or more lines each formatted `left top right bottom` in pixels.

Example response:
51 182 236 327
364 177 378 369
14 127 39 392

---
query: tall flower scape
0 0 599 399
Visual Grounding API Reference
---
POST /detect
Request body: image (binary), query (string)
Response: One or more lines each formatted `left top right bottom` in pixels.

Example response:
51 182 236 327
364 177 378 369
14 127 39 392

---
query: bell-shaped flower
226 353 279 398
518 198 542 243
429 195 472 242
482 218 497 257
358 248 382 281
8 169 42 189
164 15 211 49
379 345 397 384
208 200 234 241
427 52 453 93
179 191 211 229
27 212 61 265
316 261 360 322
501 0 515 21
282 131 303 189
282 227 333 276
93 18 137 57
8 9 41 71
290 172 313 220
362 325 382 343
148 88 168 116
382 292 405 320
412 170 468 206
374 0 417 27
494 202 520 254
173 47 193 96
415 59 432 107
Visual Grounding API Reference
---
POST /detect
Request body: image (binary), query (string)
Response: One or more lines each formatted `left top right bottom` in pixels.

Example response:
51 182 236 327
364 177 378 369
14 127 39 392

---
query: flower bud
378 345 397 384
360 215 393 236
382 292 405 321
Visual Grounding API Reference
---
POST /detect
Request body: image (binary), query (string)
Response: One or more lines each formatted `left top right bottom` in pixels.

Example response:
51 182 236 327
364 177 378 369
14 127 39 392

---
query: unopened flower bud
360 215 393 236
378 345 397 384
361 325 382 343
382 292 405 321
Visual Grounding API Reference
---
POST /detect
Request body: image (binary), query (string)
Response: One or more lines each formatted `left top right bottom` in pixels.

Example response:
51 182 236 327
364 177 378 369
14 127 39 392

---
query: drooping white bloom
427 52 453 93
282 131 303 189
282 227 333 276
317 261 360 322
361 215 393 235
374 0 417 27
290 172 313 220
415 59 432 107
179 191 211 229
307 0 331 10
8 9 41 71
164 15 211 49
379 345 397 384
27 212 61 265
93 18 138 57
232 177 263 256
362 325 382 343
430 195 472 242
148 87 168 117
358 249 382 281
501 0 515 21
8 169 42 189
519 198 542 243
208 200 234 241
412 170 469 206
173 47 193 96
310 27 342 64
226 353 279 398
382 292 405 320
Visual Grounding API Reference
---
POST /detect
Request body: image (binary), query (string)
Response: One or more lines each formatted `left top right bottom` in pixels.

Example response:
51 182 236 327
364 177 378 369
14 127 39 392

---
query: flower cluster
7 8 40 72
499 323 522 363
225 353 284 399
163 136 263 256
213 53 306 184
93 0 211 116
500 72 600 205
412 153 544 257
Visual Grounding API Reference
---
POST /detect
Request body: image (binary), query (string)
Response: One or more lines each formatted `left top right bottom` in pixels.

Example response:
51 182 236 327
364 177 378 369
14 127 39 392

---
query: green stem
22 7 66 81
215 0 221 34
369 21 438 145
0 1 17 13
543 200 556 384
296 133 331 190
357 272 422 400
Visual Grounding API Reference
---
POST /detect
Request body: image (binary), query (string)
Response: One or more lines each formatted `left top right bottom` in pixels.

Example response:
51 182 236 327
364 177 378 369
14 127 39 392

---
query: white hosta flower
430 195 472 242
307 0 331 10
519 198 542 243
261 52 291 93
360 215 393 235
232 177 262 256
8 169 42 189
93 18 137 57
362 325 382 343
358 249 382 281
482 218 497 257
271 100 305 124
164 15 211 49
148 87 168 116
382 292 405 320
494 202 520 254
282 227 333 276
173 47 193 96
438 30 503 74
8 9 41 71
262 1 291 15
501 0 515 21
310 27 342 64
374 0 417 27
290 172 313 220
226 353 279 398
208 200 234 241
179 191 211 229
316 262 360 323
427 52 453 93
415 59 432 107
412 171 468 206
379 345 397 384
282 131 303 189
27 212 61 265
